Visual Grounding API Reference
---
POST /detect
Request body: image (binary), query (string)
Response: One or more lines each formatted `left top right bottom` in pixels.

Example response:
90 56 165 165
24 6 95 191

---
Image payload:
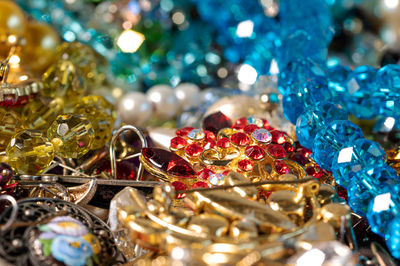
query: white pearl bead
117 92 152 127
174 83 200 111
147 84 179 120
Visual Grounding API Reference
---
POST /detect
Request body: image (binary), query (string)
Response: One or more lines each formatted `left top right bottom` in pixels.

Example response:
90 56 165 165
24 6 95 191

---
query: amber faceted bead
42 60 87 108
21 97 64 132
23 22 60 73
47 114 94 158
74 103 113 150
6 129 55 175
0 108 24 150
0 0 26 36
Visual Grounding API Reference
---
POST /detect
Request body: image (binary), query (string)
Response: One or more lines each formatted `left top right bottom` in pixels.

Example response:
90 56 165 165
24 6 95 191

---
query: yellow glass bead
23 22 60 73
0 108 24 150
57 42 107 89
42 60 87 108
47 114 94 158
6 129 55 175
80 95 116 121
0 0 26 36
21 97 64 132
74 103 113 150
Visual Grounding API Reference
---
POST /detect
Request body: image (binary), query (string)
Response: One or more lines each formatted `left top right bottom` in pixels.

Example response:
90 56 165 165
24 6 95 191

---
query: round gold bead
6 129 55 175
0 0 26 36
47 114 94 158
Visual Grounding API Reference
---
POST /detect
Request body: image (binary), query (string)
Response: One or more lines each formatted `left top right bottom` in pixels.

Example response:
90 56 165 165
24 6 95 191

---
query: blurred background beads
47 114 94 159
6 129 55 175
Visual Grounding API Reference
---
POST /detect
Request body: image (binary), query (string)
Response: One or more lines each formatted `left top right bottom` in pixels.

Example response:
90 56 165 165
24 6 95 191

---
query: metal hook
0 195 18 232
109 125 148 181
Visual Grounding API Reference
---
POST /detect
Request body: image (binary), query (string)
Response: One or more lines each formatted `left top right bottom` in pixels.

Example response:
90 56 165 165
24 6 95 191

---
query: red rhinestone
245 145 265 160
244 124 259 135
230 132 250 146
297 146 312 158
204 130 216 141
306 165 323 178
204 140 216 149
176 127 194 137
202 111 232 135
238 159 253 172
217 137 231 148
262 119 271 129
141 148 196 177
266 144 287 159
232 117 247 130
283 142 295 153
259 190 272 200
290 153 309 166
198 168 214 180
192 181 209 189
170 137 187 150
270 130 286 144
222 170 231 176
274 161 290 175
96 160 137 180
171 181 188 199
185 143 203 157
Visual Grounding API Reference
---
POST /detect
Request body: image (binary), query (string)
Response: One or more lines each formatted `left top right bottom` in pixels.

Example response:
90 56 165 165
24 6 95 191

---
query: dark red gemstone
204 140 216 149
266 144 287 159
245 145 265 160
244 124 259 135
141 148 196 177
198 168 214 180
262 119 272 129
170 137 187 150
238 159 254 172
306 165 323 178
274 161 290 175
283 142 295 153
230 132 250 146
171 181 188 199
185 143 204 157
222 170 231 176
192 181 209 189
297 146 312 158
217 137 231 148
270 130 286 144
202 111 232 135
232 117 247 130
204 130 216 141
337 185 348 202
290 153 309 166
176 127 194 137
96 160 137 180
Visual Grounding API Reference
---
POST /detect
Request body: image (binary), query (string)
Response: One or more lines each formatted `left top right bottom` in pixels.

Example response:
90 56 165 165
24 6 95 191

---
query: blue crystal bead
296 101 347 149
327 64 351 107
386 216 400 259
278 57 326 96
367 183 400 237
376 64 400 92
371 92 400 118
345 65 378 119
282 76 332 124
348 165 398 216
331 139 387 188
312 120 363 170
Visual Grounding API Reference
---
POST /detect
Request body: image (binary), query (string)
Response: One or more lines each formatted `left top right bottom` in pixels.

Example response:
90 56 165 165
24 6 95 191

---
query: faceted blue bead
312 120 363 170
386 216 400 259
371 92 400 118
376 64 400 92
332 139 387 188
367 183 400 237
327 64 352 108
348 165 398 216
282 77 332 124
296 101 348 149
278 57 326 96
345 65 378 119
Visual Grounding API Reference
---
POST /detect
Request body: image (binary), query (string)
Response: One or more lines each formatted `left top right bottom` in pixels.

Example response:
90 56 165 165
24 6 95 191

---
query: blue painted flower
51 235 93 266
47 216 88 237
